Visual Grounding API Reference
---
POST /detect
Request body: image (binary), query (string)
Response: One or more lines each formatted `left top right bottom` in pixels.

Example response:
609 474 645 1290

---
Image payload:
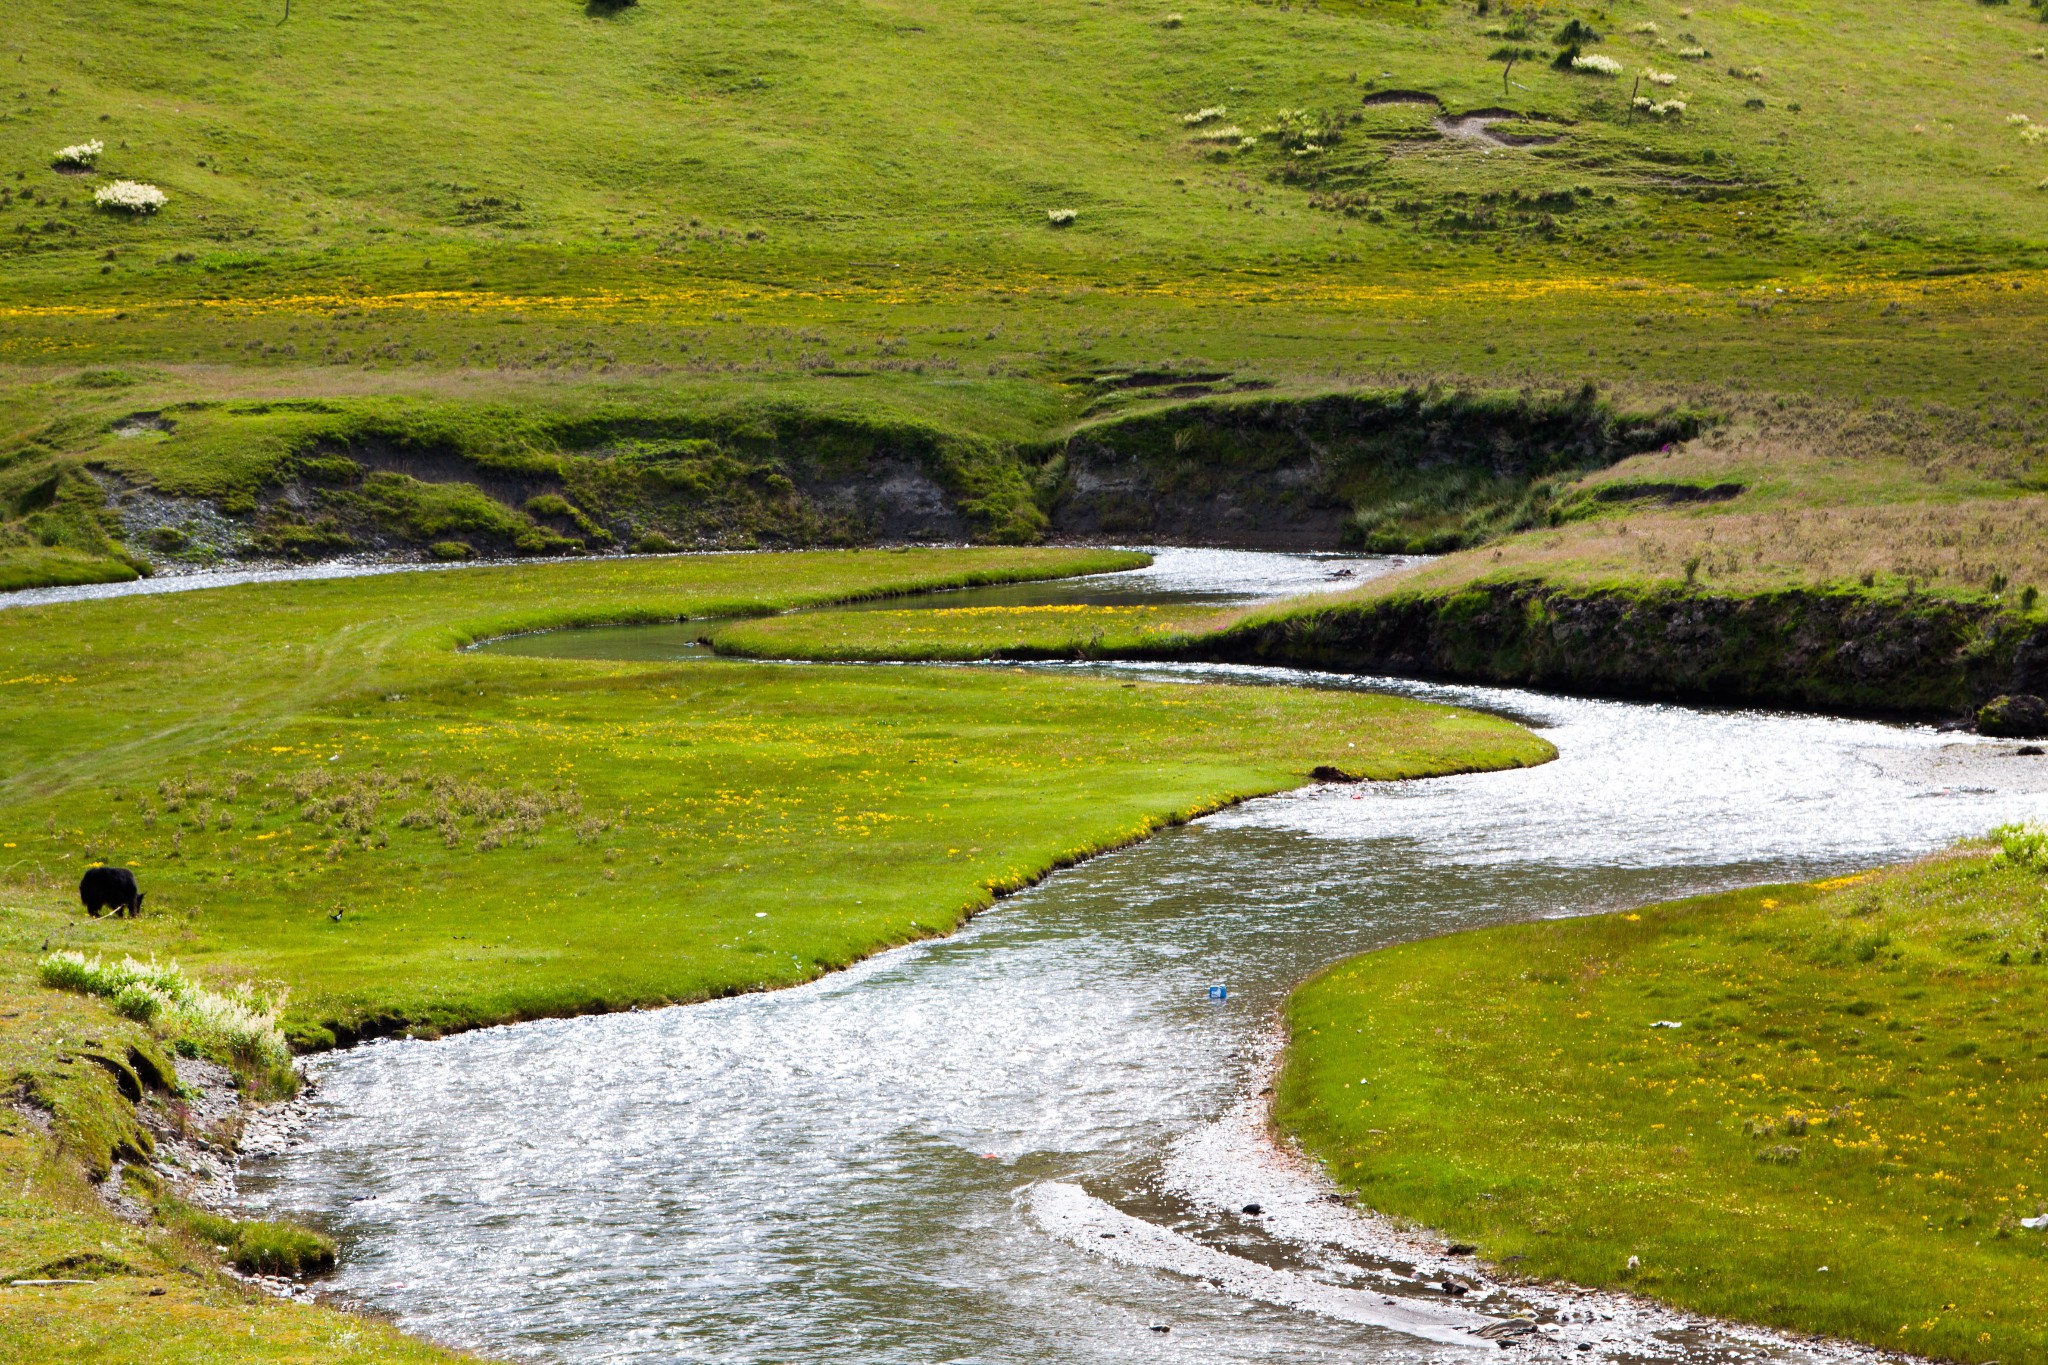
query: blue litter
1208 985 1228 1001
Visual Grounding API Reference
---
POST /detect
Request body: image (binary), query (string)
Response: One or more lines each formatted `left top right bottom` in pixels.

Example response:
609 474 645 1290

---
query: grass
0 901 469 1365
0 545 1549 1361
5 0 2048 593
0 547 1548 1043
1278 849 2048 1362
708 600 1234 661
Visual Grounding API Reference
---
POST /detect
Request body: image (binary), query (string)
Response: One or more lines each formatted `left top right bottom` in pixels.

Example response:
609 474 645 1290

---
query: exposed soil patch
111 411 173 438
1361 88 1443 107
1590 481 1745 505
315 440 563 508
1434 109 1563 147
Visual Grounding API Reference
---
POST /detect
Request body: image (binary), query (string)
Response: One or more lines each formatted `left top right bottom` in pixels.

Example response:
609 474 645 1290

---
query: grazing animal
79 866 144 918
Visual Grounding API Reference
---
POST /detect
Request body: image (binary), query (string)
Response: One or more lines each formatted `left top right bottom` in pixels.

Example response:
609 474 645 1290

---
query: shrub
1267 108 1343 151
1555 18 1603 43
1046 208 1077 226
1631 20 1660 32
2030 46 2046 59
231 1221 337 1276
1633 97 1688 117
2010 113 2034 125
429 540 473 560
1678 45 1711 59
1992 822 2048 871
1730 65 1765 79
1181 106 1228 125
94 180 167 214
634 531 679 553
1570 52 1625 75
37 951 290 1071
1643 68 1678 85
1162 11 1184 25
54 139 103 168
1188 123 1246 142
2025 125 2048 145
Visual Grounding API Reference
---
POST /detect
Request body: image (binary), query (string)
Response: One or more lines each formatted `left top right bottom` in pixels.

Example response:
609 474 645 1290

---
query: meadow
7 0 2048 598
3 546 1551 1034
1279 848 2048 1363
0 547 1550 1360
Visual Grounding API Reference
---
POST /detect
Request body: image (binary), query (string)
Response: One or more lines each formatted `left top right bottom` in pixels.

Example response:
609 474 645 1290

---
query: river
242 549 2048 1364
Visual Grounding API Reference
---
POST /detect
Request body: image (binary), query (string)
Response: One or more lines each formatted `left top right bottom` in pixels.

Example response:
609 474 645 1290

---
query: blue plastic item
1208 985 1228 1001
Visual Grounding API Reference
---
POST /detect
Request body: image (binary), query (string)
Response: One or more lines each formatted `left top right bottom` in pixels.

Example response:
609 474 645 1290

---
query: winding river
240 550 2048 1364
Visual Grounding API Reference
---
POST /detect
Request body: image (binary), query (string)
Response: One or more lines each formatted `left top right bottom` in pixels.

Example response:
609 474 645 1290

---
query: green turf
1279 851 2048 1362
1 547 1548 1040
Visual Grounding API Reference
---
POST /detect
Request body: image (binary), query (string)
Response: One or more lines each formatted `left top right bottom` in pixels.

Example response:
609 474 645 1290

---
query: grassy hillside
5 0 2048 593
1278 845 2048 1363
6 0 2048 282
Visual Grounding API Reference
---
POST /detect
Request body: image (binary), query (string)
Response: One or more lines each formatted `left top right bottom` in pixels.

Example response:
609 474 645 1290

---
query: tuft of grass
1280 848 2048 1362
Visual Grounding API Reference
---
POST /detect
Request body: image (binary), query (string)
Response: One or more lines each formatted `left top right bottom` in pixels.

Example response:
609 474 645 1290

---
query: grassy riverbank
1 547 1551 1362
1279 845 2048 1362
0 544 1552 1044
0 922 465 1365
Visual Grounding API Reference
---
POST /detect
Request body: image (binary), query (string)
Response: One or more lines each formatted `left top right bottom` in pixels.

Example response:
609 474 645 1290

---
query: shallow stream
244 550 2048 1364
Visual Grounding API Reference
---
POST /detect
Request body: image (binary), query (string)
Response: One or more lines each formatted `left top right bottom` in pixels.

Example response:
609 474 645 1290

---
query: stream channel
243 549 2048 1365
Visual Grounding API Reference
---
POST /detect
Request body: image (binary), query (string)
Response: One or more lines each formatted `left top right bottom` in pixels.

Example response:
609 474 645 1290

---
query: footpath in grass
1278 846 2048 1363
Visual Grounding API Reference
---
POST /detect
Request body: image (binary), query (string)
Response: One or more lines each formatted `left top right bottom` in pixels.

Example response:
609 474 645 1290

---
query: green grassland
5 0 2048 594
1279 852 2048 1363
0 548 1548 1041
0 546 1548 1362
0 944 466 1365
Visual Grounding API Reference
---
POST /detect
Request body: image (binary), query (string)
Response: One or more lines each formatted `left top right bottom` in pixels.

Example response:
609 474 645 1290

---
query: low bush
37 951 291 1072
1991 821 2048 871
93 180 167 214
53 139 103 168
1046 208 1077 226
1570 52 1625 75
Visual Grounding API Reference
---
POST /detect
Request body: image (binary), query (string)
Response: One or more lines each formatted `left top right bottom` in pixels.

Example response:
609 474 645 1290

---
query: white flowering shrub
1631 96 1687 117
1677 45 1711 59
2010 113 2033 126
95 180 168 214
1046 208 1077 226
1644 68 1678 85
38 950 290 1070
1188 123 1246 142
1182 106 1228 125
1570 52 1624 75
2023 125 2048 146
2030 46 2046 60
1161 11 1184 25
1631 20 1660 33
54 138 104 167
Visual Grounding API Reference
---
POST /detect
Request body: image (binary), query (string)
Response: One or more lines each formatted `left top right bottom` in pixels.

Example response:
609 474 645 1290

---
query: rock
1447 1242 1477 1255
1241 1203 1263 1215
1979 694 2048 738
1441 1278 1472 1296
1475 1318 1539 1340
